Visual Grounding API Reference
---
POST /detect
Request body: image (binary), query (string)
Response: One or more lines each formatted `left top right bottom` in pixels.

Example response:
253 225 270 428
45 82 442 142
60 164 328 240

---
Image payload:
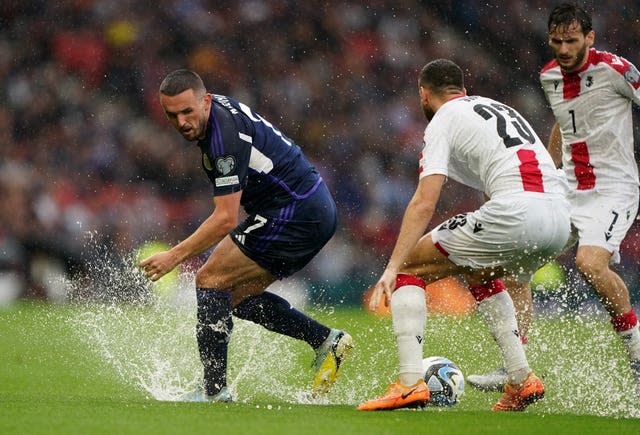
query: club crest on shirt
202 154 213 171
216 156 236 175
624 64 640 86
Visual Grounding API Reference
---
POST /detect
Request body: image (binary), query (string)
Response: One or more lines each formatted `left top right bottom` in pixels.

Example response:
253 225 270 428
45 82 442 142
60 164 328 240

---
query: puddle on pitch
64 248 640 417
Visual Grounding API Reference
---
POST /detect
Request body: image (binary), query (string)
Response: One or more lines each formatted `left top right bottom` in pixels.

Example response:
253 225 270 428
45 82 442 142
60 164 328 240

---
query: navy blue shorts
230 182 337 279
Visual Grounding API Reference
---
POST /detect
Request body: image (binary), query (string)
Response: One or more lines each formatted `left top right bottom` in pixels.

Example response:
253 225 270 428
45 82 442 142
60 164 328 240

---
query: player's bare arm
369 174 445 310
547 122 563 168
139 190 242 281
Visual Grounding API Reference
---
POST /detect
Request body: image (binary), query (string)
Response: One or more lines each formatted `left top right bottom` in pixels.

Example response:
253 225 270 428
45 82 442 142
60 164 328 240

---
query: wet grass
1 301 639 434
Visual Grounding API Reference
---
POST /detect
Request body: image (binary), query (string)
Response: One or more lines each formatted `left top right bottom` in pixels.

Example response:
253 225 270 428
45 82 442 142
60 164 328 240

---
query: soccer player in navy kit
139 69 352 402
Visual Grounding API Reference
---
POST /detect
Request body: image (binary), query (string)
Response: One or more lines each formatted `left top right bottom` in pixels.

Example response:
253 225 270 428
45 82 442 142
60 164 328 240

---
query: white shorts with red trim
567 186 639 264
430 192 571 282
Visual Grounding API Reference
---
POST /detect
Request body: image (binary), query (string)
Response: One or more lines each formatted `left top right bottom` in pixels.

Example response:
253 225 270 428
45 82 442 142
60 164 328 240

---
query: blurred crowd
1 0 639 304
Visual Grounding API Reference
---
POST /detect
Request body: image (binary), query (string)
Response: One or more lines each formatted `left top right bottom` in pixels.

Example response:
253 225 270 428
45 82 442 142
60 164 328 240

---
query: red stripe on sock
395 273 426 290
520 335 528 345
611 310 638 332
468 279 506 302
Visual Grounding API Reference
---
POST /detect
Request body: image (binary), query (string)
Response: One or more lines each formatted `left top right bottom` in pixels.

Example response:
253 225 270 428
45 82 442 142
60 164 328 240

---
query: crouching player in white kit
468 3 640 399
357 59 571 412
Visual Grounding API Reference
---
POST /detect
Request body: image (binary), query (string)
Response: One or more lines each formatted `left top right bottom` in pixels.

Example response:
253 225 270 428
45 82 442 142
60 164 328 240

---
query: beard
422 103 435 121
179 117 207 141
556 43 589 73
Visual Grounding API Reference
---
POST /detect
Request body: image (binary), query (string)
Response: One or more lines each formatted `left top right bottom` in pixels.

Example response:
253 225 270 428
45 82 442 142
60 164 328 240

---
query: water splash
63 233 366 405
70 301 201 401
63 237 640 416
527 311 640 418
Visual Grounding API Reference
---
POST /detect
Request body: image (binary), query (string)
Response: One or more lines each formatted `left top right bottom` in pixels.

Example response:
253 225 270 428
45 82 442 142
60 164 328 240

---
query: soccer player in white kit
468 3 640 398
357 59 571 412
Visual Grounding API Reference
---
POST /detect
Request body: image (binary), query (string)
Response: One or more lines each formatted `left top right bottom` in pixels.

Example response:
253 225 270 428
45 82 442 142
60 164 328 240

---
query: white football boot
467 367 508 392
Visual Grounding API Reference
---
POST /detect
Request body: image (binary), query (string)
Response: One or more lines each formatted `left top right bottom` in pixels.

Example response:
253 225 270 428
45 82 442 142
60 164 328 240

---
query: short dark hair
159 69 206 96
418 59 464 94
548 3 592 34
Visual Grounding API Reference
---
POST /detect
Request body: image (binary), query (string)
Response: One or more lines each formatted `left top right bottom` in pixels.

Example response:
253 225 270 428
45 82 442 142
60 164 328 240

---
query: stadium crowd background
1 0 639 306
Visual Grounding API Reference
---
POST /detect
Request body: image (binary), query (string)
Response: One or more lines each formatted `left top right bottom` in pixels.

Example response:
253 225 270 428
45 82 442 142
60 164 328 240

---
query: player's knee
574 253 607 280
195 267 211 287
196 266 228 288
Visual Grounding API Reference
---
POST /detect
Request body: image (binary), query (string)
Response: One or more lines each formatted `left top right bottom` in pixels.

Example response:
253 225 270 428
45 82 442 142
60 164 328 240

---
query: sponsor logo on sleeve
215 175 240 187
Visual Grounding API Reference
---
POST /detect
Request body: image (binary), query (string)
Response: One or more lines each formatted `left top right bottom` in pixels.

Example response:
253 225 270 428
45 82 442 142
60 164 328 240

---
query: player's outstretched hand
368 268 398 311
138 250 179 282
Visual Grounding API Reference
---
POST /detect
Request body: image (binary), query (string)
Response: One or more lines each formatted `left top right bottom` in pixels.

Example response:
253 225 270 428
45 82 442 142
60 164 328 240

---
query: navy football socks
233 291 330 349
196 288 233 396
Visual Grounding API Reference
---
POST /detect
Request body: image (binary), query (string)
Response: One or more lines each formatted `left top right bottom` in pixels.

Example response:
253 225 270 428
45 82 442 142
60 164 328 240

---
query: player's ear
419 85 429 104
585 30 595 48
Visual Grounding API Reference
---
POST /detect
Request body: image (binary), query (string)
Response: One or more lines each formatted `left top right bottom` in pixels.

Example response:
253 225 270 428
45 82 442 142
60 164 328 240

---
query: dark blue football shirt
197 94 322 214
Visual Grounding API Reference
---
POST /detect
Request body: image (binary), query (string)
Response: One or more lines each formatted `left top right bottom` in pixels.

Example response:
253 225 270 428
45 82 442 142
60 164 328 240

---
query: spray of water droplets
63 233 369 404
62 234 640 416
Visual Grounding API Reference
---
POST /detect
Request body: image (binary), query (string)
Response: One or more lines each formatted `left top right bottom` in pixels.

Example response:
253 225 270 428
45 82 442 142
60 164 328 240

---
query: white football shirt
540 48 640 191
418 95 567 199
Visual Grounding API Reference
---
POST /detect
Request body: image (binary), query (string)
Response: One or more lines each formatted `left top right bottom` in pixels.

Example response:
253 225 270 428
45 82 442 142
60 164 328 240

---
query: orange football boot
357 379 430 411
492 372 545 411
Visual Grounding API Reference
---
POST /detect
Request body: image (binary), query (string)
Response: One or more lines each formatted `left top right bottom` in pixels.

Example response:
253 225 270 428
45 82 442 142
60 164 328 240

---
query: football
422 356 465 406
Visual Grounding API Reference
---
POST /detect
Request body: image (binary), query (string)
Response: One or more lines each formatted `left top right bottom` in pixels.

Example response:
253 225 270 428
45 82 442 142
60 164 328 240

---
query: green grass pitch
1 301 639 434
